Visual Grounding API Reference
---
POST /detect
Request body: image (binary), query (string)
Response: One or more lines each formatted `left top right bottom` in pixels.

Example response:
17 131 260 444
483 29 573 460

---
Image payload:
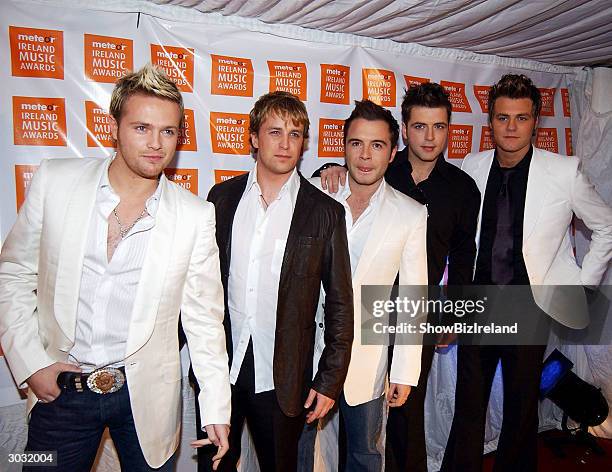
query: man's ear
110 115 119 141
250 132 259 150
532 117 539 137
389 145 398 164
402 122 408 141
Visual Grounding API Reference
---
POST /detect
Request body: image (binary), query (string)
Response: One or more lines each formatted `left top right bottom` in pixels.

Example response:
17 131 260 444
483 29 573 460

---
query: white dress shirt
335 179 385 276
69 160 161 371
228 166 300 393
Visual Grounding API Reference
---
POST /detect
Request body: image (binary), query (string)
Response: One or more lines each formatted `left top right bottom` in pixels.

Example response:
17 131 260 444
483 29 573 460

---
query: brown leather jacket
207 172 353 416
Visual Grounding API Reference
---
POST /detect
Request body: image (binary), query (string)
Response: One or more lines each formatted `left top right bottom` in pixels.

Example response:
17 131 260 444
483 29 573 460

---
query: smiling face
345 117 397 190
110 93 181 181
490 97 537 157
403 106 449 164
251 112 305 178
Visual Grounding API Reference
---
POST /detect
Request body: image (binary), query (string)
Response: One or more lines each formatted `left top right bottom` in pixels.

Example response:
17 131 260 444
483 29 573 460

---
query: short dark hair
488 74 542 123
344 100 399 148
401 82 452 125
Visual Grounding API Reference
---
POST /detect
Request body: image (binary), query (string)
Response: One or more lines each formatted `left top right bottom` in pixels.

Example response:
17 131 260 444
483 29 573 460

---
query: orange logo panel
561 88 571 117
362 68 396 107
10 26 64 79
177 109 197 152
479 126 495 151
150 44 195 92
448 125 473 159
13 96 67 146
85 101 114 148
441 81 472 113
320 64 350 105
210 54 254 97
565 128 573 155
84 34 133 83
164 168 198 195
318 118 345 158
15 164 39 211
214 169 248 184
268 61 307 100
404 75 429 88
536 128 559 153
538 88 556 117
210 112 250 155
473 85 491 113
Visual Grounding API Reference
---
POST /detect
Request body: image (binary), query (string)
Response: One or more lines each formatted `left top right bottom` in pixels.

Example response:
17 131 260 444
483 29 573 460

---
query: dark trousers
440 344 546 472
196 341 306 472
24 381 175 472
385 343 436 472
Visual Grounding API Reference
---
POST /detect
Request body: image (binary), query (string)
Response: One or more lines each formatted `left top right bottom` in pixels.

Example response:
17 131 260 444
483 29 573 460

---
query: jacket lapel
523 148 550 243
217 174 248 272
471 151 495 246
125 176 176 358
54 159 108 343
279 175 317 287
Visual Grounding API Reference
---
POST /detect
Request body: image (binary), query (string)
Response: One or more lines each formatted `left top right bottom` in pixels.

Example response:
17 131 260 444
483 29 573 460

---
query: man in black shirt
317 83 481 472
441 74 612 472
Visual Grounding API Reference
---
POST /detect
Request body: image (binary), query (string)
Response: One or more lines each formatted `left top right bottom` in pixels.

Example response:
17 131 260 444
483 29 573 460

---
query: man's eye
373 143 383 150
135 125 146 132
162 129 176 136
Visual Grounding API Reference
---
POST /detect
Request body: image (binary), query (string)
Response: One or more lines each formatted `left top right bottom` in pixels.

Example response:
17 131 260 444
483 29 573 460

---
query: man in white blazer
441 74 612 472
0 65 231 471
299 100 427 471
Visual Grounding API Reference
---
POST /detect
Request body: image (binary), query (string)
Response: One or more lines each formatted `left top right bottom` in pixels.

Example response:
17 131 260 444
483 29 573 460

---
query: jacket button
318 323 324 328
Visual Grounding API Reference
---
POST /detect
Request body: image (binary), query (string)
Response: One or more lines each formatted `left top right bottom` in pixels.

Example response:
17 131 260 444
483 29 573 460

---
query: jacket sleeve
312 206 354 399
180 202 231 427
0 160 55 387
390 204 428 386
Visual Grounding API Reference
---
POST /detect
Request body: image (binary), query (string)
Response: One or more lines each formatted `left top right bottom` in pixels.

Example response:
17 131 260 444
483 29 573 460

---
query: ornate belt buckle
87 367 125 394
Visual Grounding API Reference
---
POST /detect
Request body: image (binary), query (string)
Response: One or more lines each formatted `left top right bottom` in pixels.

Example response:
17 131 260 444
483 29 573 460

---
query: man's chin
413 152 440 163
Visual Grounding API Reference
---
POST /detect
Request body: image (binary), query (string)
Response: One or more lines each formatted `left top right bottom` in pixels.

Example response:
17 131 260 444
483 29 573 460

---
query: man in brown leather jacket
195 91 354 472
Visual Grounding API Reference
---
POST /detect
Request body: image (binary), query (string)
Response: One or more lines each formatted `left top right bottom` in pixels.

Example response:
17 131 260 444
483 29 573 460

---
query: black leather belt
57 366 126 394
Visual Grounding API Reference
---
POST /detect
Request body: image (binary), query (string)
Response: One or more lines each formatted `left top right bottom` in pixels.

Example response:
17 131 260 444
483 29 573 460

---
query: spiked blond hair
110 63 184 127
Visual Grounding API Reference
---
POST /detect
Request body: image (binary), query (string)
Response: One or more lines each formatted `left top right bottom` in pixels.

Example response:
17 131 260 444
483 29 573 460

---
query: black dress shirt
314 148 481 285
474 147 532 285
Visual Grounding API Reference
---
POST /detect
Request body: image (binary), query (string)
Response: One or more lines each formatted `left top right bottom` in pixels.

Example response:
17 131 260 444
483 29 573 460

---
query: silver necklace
113 207 147 239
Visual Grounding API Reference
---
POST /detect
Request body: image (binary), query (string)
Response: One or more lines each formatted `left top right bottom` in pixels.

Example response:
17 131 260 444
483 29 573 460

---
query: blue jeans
298 393 384 472
24 381 176 472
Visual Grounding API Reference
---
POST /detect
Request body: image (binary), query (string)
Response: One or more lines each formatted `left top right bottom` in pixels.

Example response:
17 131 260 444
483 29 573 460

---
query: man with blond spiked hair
0 64 231 471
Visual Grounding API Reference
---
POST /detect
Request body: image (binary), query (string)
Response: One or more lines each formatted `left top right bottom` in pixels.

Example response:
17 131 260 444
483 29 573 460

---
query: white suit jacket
311 178 428 406
462 147 612 328
0 158 230 468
